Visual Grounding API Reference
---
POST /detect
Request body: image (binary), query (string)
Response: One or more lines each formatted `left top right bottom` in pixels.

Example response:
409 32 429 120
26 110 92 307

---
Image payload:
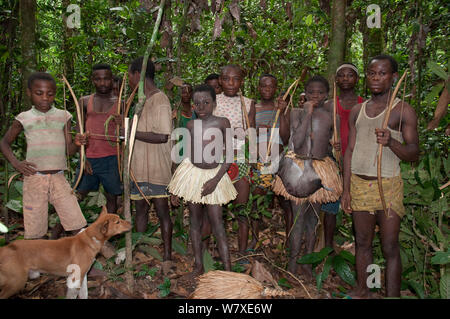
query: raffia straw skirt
272 152 343 205
168 158 237 205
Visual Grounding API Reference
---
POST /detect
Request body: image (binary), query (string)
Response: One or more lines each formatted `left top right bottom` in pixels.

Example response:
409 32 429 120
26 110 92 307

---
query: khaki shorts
23 172 87 239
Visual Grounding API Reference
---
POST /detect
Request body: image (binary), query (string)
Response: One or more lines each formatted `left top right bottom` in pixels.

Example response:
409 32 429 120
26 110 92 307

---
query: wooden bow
238 89 251 131
116 73 127 181
62 75 85 194
266 75 302 160
332 81 341 170
377 70 408 218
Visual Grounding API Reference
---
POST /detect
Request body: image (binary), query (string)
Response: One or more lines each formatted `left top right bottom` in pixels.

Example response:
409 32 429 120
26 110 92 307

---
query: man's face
258 76 277 101
336 68 358 91
27 80 56 112
219 67 243 97
128 69 139 89
206 79 222 95
92 69 113 94
366 59 397 95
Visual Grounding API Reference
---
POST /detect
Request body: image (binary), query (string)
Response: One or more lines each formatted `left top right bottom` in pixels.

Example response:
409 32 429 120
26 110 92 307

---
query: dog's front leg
66 286 80 299
66 265 81 299
77 274 88 299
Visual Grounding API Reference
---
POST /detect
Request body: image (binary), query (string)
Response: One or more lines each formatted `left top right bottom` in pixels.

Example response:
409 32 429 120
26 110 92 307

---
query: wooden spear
122 0 166 293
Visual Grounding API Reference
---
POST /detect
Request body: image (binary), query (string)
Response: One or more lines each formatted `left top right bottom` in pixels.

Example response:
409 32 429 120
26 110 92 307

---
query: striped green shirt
16 106 71 171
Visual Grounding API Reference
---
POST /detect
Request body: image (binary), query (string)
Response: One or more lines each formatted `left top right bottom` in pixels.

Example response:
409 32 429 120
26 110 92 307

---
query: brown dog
0 206 131 299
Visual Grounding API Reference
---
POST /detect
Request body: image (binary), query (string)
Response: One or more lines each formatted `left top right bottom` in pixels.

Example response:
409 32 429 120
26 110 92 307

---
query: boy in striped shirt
0 72 87 239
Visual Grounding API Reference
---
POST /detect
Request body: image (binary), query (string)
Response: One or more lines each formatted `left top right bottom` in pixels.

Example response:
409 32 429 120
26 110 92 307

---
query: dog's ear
101 220 110 235
100 206 108 216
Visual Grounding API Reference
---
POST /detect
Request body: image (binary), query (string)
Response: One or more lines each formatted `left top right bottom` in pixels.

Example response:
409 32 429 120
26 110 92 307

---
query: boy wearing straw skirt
168 84 236 276
250 74 293 249
342 55 419 298
273 76 343 280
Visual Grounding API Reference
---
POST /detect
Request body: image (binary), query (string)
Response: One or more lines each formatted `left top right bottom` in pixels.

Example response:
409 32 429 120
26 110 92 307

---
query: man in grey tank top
342 55 419 298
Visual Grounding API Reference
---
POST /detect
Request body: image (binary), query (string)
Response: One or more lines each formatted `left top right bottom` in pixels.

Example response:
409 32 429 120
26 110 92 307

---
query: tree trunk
326 0 346 91
19 0 37 109
427 83 449 130
0 0 19 135
62 0 75 84
360 3 385 95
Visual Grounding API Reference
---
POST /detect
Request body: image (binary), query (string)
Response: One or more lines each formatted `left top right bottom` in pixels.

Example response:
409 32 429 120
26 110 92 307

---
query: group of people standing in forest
0 53 419 299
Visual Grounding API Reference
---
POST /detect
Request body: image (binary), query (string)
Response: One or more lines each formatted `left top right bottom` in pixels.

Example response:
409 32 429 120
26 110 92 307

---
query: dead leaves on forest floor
2 205 360 300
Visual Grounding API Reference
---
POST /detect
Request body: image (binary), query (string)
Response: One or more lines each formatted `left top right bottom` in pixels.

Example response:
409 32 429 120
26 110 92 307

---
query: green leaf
305 14 313 26
172 239 187 255
231 262 245 273
14 181 23 195
431 224 447 248
202 250 216 273
407 280 425 299
427 61 448 80
297 247 333 265
425 83 444 105
317 255 334 291
333 255 355 286
440 266 449 299
431 251 450 265
6 199 22 213
93 260 103 270
87 191 107 207
0 222 8 233
139 245 163 261
339 250 355 265
278 277 292 289
139 236 162 246
158 277 171 297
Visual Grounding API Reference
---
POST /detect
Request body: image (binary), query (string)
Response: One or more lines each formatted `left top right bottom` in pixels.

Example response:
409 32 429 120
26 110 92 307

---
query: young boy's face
367 59 397 95
258 76 277 101
27 80 56 112
305 82 328 105
92 69 113 94
336 68 358 91
219 67 243 97
192 91 215 119
206 79 222 95
181 85 192 103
